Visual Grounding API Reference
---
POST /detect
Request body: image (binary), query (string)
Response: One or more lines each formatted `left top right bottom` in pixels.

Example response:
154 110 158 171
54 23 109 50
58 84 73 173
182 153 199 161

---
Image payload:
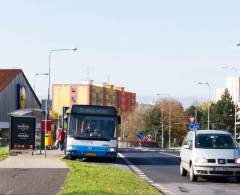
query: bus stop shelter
9 108 45 151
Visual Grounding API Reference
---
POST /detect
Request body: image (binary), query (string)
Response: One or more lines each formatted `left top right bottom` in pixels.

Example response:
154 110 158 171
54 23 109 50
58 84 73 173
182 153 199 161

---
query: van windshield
195 134 238 149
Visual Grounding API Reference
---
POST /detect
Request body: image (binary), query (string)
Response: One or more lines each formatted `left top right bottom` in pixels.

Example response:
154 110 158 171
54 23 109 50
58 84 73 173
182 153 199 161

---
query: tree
186 102 213 130
185 105 202 124
123 104 150 142
144 106 161 136
145 99 188 146
124 99 188 147
210 89 237 133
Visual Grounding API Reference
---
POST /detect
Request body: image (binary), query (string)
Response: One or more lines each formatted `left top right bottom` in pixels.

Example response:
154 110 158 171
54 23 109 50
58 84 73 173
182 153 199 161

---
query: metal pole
157 94 171 148
46 48 77 155
48 51 51 105
197 82 211 130
161 103 164 149
234 69 238 139
208 83 210 130
195 101 198 123
44 101 47 158
169 103 171 149
45 52 52 158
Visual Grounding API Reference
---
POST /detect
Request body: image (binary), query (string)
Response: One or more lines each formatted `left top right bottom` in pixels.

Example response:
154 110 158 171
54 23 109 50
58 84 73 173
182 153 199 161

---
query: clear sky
0 0 240 100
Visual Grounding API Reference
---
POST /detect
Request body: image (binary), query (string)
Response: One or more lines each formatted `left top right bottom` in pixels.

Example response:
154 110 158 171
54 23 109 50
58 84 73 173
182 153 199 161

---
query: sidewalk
0 150 69 195
0 150 68 169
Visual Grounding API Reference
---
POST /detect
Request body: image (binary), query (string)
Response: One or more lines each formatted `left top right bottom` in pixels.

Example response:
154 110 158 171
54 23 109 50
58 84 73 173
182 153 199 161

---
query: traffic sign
188 122 200 130
137 132 144 140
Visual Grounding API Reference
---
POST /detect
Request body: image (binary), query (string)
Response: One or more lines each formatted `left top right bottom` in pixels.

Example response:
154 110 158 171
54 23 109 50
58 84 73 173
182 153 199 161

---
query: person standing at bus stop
59 128 65 151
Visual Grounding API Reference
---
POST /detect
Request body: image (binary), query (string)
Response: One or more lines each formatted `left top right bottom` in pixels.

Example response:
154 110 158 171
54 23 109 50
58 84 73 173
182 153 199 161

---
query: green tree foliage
211 89 237 133
123 104 149 142
185 105 202 123
144 99 188 146
185 89 239 134
144 106 161 135
124 100 189 146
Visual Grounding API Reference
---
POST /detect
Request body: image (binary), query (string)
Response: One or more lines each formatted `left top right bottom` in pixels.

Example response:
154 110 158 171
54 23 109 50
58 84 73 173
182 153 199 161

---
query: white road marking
158 151 180 158
118 152 175 195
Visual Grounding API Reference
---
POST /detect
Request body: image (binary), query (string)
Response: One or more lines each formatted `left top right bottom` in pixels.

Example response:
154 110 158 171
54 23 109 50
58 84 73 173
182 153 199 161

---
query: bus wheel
236 176 240 183
108 158 117 163
69 155 77 160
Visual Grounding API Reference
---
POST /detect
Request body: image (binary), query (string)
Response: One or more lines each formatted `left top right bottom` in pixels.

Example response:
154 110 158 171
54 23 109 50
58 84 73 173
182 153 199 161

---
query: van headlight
109 148 116 152
235 158 240 164
195 157 208 163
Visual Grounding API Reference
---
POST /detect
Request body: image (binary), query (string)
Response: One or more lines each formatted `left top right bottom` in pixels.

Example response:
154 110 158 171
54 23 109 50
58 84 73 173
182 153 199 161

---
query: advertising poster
10 116 35 150
17 84 26 109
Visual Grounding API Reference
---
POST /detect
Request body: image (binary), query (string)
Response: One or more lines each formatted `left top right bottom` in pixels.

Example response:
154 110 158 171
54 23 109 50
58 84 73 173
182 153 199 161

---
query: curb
118 153 175 195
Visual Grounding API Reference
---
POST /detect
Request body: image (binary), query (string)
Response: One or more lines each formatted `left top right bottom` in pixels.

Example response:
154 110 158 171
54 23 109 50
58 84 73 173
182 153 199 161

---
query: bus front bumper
66 149 117 158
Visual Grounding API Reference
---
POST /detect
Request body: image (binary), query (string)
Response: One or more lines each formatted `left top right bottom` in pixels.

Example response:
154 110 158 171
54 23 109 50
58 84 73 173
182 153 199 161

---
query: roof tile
0 69 22 92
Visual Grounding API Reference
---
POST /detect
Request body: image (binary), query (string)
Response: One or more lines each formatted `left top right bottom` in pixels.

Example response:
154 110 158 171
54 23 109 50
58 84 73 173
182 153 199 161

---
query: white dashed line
118 152 174 195
158 151 180 158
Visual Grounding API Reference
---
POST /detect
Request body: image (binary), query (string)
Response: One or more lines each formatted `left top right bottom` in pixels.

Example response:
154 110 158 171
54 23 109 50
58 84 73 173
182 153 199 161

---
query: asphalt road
0 168 68 195
119 147 240 195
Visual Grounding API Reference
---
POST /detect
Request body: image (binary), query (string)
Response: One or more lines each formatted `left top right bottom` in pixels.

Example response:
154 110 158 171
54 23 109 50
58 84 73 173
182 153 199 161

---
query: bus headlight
109 148 116 152
68 145 74 150
235 158 240 164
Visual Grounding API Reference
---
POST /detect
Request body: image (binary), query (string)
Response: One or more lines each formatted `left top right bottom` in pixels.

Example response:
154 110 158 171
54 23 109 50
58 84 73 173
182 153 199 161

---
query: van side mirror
117 116 121 124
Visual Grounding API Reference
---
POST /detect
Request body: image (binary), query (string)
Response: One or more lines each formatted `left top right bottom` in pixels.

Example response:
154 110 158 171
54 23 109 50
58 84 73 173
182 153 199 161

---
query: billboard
10 116 35 150
16 84 26 109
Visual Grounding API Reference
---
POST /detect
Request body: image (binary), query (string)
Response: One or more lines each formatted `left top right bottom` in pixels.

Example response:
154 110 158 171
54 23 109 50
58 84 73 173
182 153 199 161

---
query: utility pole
198 82 211 129
157 93 171 148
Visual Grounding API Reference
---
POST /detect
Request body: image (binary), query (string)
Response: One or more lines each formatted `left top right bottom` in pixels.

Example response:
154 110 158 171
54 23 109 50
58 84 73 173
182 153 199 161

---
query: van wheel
180 162 187 176
189 164 197 182
236 176 240 183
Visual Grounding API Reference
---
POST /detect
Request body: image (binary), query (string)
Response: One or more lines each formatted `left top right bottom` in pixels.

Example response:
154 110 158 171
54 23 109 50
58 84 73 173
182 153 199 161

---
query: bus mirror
117 116 121 124
64 115 69 120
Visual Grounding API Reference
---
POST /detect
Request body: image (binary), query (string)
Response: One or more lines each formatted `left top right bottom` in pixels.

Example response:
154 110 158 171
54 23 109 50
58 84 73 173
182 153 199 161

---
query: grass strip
60 160 161 195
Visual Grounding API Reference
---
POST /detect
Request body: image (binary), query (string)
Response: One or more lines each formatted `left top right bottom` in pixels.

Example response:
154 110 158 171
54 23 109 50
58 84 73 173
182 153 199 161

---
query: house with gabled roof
0 69 41 129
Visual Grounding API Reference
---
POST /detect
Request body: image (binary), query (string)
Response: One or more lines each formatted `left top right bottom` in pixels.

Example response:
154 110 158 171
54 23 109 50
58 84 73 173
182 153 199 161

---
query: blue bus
66 105 120 160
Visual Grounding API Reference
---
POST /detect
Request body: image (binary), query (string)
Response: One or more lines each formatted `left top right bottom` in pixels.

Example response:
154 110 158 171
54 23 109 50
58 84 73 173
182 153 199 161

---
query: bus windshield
68 114 116 141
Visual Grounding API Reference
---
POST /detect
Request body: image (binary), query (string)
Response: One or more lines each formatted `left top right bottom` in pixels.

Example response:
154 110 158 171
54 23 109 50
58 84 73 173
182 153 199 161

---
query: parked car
180 130 240 182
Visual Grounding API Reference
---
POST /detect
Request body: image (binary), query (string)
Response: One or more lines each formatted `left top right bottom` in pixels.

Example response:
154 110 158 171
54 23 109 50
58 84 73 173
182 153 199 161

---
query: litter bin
45 133 53 149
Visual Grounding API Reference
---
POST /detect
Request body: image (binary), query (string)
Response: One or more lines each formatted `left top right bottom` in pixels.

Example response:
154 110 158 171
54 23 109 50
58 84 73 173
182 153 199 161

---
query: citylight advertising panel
10 116 35 150
17 84 26 109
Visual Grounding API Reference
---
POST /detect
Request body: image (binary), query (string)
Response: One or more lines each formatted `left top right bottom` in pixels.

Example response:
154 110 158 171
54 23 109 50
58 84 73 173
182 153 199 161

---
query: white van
180 130 240 182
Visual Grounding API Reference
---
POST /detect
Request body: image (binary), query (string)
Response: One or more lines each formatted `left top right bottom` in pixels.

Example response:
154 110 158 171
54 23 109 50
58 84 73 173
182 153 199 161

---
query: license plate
86 153 96 157
214 167 226 171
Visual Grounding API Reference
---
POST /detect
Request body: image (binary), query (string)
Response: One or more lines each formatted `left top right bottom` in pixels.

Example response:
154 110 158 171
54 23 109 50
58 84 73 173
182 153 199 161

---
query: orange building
52 81 136 116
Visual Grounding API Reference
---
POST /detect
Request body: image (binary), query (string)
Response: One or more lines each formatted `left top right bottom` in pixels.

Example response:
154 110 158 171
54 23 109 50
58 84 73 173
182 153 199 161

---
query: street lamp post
198 82 211 130
156 94 172 149
34 73 48 92
221 66 238 139
44 48 77 157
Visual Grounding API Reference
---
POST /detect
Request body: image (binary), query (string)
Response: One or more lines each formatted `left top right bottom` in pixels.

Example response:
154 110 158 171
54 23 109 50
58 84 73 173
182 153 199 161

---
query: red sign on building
41 120 52 132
